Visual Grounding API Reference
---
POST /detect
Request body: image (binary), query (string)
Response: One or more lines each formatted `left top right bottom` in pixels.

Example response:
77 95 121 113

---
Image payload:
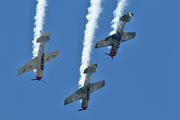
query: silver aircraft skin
95 12 136 60
64 64 105 111
18 32 60 81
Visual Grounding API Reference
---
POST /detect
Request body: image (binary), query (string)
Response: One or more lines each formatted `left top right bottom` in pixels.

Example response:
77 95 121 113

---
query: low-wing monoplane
64 64 105 111
18 32 60 81
95 12 136 60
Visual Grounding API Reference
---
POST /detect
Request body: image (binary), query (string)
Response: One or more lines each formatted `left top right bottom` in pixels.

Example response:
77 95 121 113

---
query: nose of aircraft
109 51 116 60
81 106 88 110
36 76 43 81
110 51 116 57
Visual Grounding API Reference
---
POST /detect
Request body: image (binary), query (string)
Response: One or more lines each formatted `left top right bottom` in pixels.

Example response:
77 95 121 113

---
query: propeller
105 53 114 60
78 109 84 111
41 80 46 83
31 79 46 82
78 109 92 111
105 53 111 56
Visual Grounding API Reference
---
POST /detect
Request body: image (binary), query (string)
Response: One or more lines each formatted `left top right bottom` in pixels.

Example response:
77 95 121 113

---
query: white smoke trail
79 0 102 87
109 0 127 35
32 0 47 59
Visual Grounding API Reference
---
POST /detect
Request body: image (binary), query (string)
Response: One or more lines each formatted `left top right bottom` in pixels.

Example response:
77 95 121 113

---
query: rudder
84 64 97 74
120 12 134 22
37 32 51 43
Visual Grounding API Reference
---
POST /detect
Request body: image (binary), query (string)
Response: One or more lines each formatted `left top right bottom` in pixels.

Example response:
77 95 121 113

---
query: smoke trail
79 0 102 87
32 0 47 59
109 0 127 35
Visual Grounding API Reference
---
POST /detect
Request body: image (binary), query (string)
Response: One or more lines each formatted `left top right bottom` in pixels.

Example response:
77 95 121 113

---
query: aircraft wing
122 32 136 42
18 57 39 76
64 87 85 105
95 34 116 48
90 80 105 93
44 50 60 64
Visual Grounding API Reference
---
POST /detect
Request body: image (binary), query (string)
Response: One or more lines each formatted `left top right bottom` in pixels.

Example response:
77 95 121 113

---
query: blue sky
0 0 180 119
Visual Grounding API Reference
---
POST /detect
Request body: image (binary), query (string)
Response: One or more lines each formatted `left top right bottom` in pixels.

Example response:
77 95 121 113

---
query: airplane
95 12 136 60
64 64 105 111
18 32 60 81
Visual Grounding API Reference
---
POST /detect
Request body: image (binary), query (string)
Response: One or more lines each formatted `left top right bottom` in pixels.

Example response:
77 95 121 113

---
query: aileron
18 57 39 76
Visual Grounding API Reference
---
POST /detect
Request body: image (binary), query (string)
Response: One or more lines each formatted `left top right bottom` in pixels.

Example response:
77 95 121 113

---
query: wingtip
95 44 98 48
64 99 68 106
58 50 60 57
17 70 21 76
102 80 105 87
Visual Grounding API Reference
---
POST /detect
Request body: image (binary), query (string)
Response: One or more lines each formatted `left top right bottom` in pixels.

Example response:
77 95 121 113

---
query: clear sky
0 0 180 119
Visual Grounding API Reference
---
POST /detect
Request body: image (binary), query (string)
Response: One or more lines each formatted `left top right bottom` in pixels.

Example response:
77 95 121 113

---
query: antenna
124 9 126 14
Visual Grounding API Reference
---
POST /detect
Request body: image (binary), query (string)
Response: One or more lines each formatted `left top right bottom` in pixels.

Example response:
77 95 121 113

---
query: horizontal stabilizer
64 87 85 105
90 80 105 93
84 64 97 74
37 32 51 43
18 57 39 75
44 50 60 64
95 34 116 48
122 32 136 42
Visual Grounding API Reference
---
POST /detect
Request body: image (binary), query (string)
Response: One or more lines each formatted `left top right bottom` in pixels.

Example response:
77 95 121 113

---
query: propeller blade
41 80 46 83
87 109 92 111
105 53 110 56
31 79 45 83
78 109 84 111
105 53 114 60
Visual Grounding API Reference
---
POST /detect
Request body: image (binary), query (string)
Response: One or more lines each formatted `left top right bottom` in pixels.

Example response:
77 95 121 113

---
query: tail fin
119 12 134 22
37 32 51 43
84 64 97 74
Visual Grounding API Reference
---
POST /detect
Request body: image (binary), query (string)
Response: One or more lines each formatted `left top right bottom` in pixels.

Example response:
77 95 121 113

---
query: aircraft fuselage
81 72 92 110
109 21 127 58
35 42 45 80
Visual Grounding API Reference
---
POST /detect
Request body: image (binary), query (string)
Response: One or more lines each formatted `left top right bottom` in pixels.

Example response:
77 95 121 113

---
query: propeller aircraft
95 12 136 60
64 64 105 111
18 32 60 81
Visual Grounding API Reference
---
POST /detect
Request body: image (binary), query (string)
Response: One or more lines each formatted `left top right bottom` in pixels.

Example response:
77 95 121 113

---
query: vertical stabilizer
119 12 134 22
84 64 97 74
37 32 51 43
